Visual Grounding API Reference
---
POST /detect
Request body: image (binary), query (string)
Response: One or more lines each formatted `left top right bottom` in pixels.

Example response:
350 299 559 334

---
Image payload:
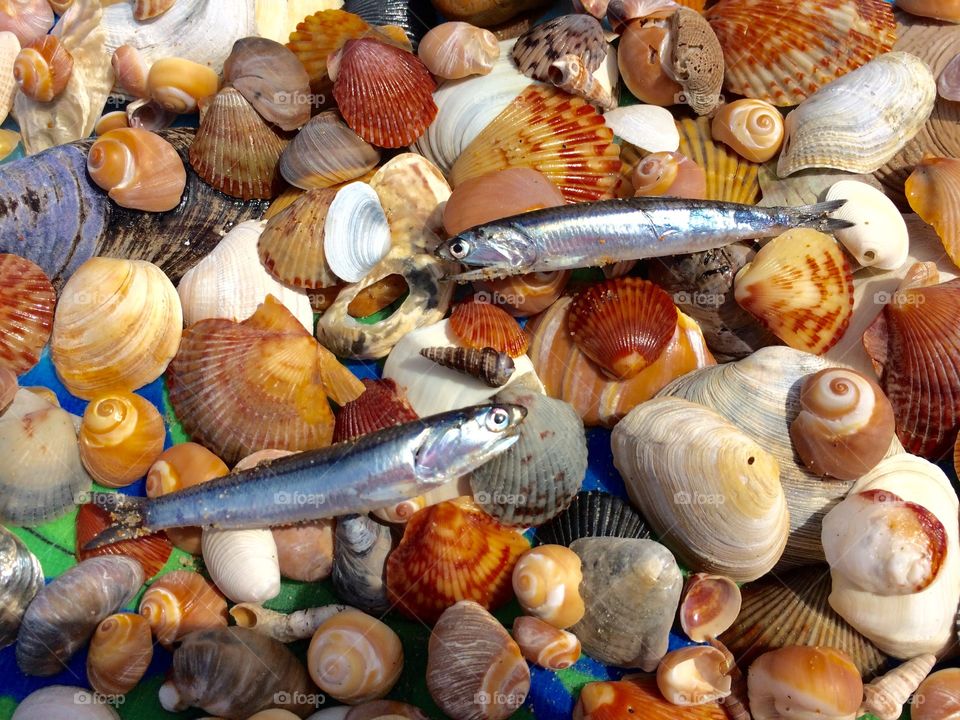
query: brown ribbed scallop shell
258 187 339 290
0 254 55 375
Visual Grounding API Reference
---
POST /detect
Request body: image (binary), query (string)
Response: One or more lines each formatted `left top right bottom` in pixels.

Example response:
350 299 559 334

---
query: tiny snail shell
87 128 187 212
512 616 581 669
86 613 153 696
418 21 498 80
138 569 228 646
111 44 149 99
420 346 515 387
147 57 219 114
656 645 732 705
78 392 165 488
710 99 784 163
307 609 404 704
632 151 706 199
789 368 896 481
512 544 585 629
14 35 73 103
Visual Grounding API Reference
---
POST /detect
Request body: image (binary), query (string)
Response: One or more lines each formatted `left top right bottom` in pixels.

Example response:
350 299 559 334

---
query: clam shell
286 8 371 91
202 527 281 603
470 382 586 527
12 687 120 720
535 490 652 546
450 84 622 203
224 36 312 131
76 502 172 578
511 14 606 82
279 110 381 190
677 116 760 203
344 0 435 47
603 105 679 154
324 182 392 283
333 378 418 444
332 514 393 615
443 166 565 235
177 219 313 333
385 498 530 624
139 569 228 646
777 52 936 177
418 21 498 80
16 556 144 676
87 613 153 696
258 189 339 291
706 0 896 106
576 677 727 720
569 536 683 670
826 179 909 270
0 253 54 375
0 0 51 46
0 525 43 651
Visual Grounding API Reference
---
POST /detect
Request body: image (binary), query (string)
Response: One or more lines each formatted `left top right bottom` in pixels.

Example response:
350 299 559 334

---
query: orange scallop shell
528 297 716 427
449 300 530 357
333 38 437 149
678 117 760 204
906 156 960 270
76 502 172 579
287 9 372 90
863 278 960 459
567 278 678 380
167 296 363 465
576 676 727 720
385 498 531 624
706 0 895 106
450 84 623 204
333 378 418 444
138 569 228 646
0 254 55 375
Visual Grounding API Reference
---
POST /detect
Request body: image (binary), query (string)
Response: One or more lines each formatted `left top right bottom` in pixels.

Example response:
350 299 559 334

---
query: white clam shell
177 220 313 332
254 0 343 44
825 180 909 271
324 182 392 284
201 527 281 604
822 454 960 659
382 319 542 416
412 39 533 174
13 686 120 720
603 104 678 153
778 52 936 177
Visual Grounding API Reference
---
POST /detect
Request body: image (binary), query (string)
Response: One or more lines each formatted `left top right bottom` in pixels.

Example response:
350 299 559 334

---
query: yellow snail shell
511 544 585 629
147 57 219 114
86 613 153 696
79 391 165 488
87 128 186 212
710 99 784 163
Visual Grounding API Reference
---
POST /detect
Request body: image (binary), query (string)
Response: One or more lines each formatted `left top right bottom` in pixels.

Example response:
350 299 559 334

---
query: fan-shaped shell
535 490 652 546
14 34 73 102
139 569 228 646
449 299 528 357
576 677 727 720
825 179 909 270
279 110 381 190
710 99 784 163
450 84 622 204
324 182 392 283
418 22 498 80
75 502 172 578
511 14 606 82
86 613 153 696
777 52 936 177
332 513 393 614
167 295 362 465
51 257 182 400
0 253 54 375
706 0 896 106
385 498 530 623
333 378 418 444
907 156 960 270
12 686 120 720
0 0 52 46
0 366 14 412
258 188 339 290
202 527 280 604
512 544 586 629
223 36 311 132
0 525 43 651
188 86 287 200
78 392 165 488
677 116 760 203
286 8 371 90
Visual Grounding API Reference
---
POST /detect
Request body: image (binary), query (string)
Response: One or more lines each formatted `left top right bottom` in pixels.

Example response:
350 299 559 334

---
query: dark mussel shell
535 490 652 547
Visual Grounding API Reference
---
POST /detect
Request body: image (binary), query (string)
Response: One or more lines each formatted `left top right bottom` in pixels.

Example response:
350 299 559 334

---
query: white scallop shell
824 180 908 271
201 527 281 604
177 220 313 332
323 182 392 284
0 32 20 126
382 319 542 416
12 686 120 720
603 104 679 153
254 0 343 44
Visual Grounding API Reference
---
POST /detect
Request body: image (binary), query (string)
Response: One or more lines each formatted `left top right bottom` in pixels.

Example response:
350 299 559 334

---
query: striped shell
0 253 54 375
535 490 653 547
138 569 228 646
710 99 785 163
258 188 339 290
333 378 418 443
75 502 172 579
279 110 380 190
419 346 515 388
286 9 371 90
202 527 281 604
417 22 499 80
510 14 607 82
13 35 73 102
86 613 153 696
677 116 760 204
449 299 528 357
512 616 581 669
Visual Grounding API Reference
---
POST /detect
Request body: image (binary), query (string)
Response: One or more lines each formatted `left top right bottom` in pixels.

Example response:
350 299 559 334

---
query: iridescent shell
0 253 54 375
75 502 172 579
223 36 311 131
576 677 727 720
78 392 165 487
678 116 760 204
87 613 153 696
449 299 528 357
0 525 42 651
333 378 418 443
139 569 228 646
386 498 530 623
279 110 381 190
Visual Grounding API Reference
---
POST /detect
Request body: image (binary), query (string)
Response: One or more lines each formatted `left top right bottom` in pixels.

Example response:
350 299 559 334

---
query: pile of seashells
3 0 960 718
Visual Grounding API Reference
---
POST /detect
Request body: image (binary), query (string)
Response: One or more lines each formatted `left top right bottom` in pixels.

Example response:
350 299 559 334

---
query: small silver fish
436 197 853 280
84 404 526 549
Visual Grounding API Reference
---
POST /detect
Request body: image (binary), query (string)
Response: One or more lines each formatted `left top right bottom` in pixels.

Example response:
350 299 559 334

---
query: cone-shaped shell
907 156 960 270
677 117 760 204
139 569 228 646
706 0 896 106
78 392 165 488
75 502 172 578
51 257 182 400
535 490 652 546
279 110 380 190
612 397 789 581
576 677 728 720
258 188 339 290
188 87 287 200
385 498 530 623
0 253 54 375
286 9 372 90
510 14 606 82
0 525 43 651
450 84 622 204
86 613 153 696
223 37 311 132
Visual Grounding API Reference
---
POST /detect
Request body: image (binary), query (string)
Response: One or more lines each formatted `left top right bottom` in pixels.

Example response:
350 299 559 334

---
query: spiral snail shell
710 99 784 163
512 615 581 670
86 613 153 696
87 128 186 212
138 569 228 646
511 544 585 629
789 368 896 481
307 609 404 704
631 151 706 199
79 392 165 488
147 57 219 114
13 34 72 103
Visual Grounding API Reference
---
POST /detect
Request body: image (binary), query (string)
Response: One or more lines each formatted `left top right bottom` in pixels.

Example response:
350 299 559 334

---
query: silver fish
84 404 526 549
436 198 853 280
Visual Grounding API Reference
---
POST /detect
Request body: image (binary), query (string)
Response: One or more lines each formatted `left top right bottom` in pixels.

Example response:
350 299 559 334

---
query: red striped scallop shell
449 299 529 357
333 378 418 443
0 254 55 375
76 502 172 579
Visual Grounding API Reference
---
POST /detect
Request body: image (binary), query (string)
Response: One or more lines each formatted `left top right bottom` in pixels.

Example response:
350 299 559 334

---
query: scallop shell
777 52 936 177
333 378 418 444
332 513 393 615
51 257 182 400
385 498 530 623
473 271 570 317
307 609 404 704
427 601 530 720
14 34 73 102
906 156 960 270
734 229 854 355
0 31 20 125
511 14 606 82
512 615 581 670
333 38 437 148
78 392 165 488
705 0 896 105
286 9 371 90
0 525 43 651
280 110 381 190
418 22 498 80
254 1 345 45
86 613 153 696
449 299 528 357
258 188 338 291
202 527 281 604
449 82 622 204
75 502 172 578
825 179 909 270
177 219 314 333
0 253 55 375
862 277 960 457
576 677 727 720
0 390 92 525
913 669 960 720
188 87 287 200
528 297 715 427
710 99 784 163
160 627 316 718
324 182 392 283
677 116 760 203
0 0 51 45
139 569 228 646
512 544 585 629
16 555 143 676
862 654 937 720
12 686 120 720
603 105 679 154
223 36 311 131
569 536 683 669
535 490 652 547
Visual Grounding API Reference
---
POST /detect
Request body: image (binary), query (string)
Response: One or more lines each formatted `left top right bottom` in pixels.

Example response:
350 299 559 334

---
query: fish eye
448 239 470 260
485 407 511 432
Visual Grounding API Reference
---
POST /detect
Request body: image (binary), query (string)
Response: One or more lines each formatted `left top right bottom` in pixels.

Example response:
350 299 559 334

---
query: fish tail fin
82 492 152 550
790 199 855 233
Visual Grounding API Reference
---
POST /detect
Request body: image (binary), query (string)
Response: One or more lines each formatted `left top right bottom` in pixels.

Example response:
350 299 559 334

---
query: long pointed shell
86 613 153 696
862 654 937 720
0 525 42 650
0 253 55 375
87 127 186 212
324 182 392 283
419 346 515 388
202 527 280 604
280 110 380 190
139 569 228 646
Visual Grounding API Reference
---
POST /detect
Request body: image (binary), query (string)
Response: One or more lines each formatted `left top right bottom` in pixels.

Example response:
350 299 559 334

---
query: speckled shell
670 8 725 115
86 613 153 696
0 525 42 651
0 253 55 375
510 14 606 82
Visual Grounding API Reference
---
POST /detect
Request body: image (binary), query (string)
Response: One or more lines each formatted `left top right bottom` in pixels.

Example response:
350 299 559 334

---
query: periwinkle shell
0 525 43 650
